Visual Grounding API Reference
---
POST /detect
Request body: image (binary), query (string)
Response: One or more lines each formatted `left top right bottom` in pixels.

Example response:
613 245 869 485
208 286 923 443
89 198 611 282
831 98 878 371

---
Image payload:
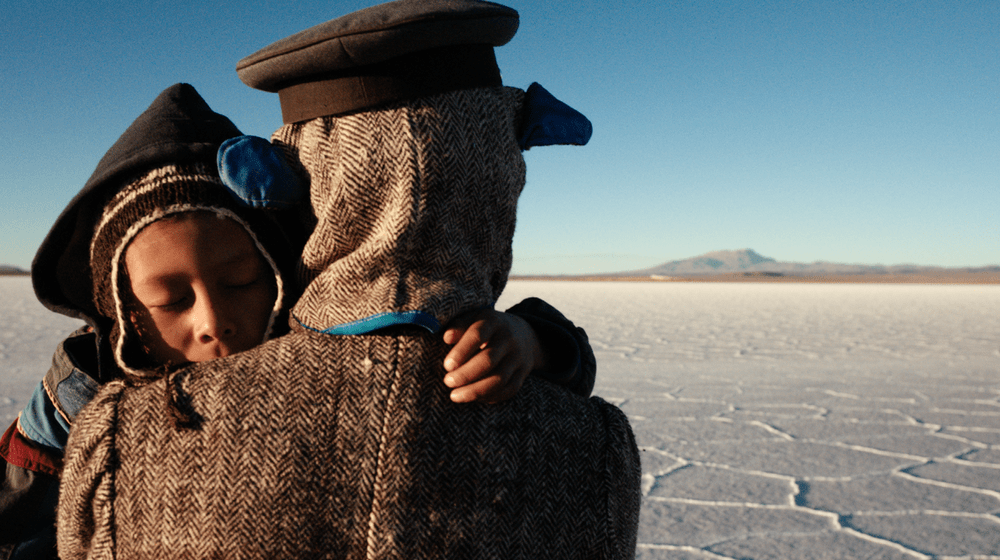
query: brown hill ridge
0 265 29 276
512 249 1000 284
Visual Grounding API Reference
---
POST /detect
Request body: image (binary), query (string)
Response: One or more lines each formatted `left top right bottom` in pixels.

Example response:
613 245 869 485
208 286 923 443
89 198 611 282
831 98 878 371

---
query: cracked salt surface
496 281 1000 560
3 276 999 558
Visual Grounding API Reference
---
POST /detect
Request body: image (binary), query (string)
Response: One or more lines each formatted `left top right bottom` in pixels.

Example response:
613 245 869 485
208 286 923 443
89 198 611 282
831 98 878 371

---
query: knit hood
274 86 526 334
32 84 293 379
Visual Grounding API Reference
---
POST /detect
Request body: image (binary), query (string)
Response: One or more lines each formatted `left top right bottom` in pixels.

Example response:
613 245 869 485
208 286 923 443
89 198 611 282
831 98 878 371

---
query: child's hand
442 309 547 404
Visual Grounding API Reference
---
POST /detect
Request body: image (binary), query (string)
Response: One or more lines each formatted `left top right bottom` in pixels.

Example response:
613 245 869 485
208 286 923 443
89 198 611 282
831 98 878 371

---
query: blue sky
3 0 997 274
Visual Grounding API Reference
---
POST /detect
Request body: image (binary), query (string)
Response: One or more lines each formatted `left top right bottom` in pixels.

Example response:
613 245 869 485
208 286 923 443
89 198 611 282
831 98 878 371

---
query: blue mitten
518 82 593 150
217 135 305 209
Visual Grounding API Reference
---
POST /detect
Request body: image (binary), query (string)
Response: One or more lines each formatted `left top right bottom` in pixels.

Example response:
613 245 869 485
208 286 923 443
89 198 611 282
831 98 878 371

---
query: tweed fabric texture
58 328 641 560
89 163 286 378
58 85 641 558
273 87 525 332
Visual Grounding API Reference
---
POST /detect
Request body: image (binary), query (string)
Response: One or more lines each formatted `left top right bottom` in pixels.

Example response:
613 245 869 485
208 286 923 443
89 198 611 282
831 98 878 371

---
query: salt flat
3 276 999 558
0 277 84 423
499 281 1000 560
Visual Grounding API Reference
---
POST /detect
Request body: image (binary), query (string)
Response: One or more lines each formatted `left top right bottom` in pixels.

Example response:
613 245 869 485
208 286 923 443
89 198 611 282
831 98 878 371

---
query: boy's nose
194 297 236 344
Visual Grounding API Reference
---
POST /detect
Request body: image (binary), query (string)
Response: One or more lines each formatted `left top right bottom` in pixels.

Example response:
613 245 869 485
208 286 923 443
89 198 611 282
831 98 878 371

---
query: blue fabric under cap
518 83 593 150
217 135 305 209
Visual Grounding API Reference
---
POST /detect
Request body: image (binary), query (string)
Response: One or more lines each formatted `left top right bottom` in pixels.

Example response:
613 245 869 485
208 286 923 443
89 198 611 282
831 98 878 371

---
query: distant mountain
615 249 999 278
636 249 778 274
0 265 28 275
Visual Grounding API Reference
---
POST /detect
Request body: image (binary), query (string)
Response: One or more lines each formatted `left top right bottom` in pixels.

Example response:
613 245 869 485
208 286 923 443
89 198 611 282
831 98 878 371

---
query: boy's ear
217 136 306 209
517 83 593 151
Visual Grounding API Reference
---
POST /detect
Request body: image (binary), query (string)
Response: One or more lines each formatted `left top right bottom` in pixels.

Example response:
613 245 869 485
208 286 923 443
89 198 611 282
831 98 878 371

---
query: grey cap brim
237 0 518 122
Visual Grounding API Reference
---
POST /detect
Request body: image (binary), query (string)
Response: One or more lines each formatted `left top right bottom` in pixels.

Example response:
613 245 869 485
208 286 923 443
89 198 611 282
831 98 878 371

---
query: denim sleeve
43 329 101 425
18 330 100 451
17 384 71 450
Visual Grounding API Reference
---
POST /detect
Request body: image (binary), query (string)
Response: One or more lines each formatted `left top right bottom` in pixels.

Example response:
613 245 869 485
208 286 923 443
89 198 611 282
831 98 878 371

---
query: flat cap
237 0 519 123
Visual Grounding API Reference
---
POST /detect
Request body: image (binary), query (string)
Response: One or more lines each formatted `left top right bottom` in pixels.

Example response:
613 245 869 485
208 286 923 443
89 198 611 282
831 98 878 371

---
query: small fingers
449 374 506 403
444 346 505 388
443 314 501 372
449 371 522 404
448 355 529 404
441 314 474 345
440 309 537 403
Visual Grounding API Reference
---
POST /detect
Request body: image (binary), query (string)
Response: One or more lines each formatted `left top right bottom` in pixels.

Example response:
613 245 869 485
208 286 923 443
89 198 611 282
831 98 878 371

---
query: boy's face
124 212 277 366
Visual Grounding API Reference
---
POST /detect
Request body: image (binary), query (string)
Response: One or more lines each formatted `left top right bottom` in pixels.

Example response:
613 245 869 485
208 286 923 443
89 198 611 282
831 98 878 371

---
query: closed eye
153 296 190 310
226 275 264 289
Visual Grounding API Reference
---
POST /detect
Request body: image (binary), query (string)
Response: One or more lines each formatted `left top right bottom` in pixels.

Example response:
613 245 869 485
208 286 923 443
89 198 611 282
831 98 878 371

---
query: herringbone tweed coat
57 87 641 559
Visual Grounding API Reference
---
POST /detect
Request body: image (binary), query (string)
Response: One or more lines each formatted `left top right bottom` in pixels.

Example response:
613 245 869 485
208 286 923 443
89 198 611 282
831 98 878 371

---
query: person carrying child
56 1 640 558
0 83 595 559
